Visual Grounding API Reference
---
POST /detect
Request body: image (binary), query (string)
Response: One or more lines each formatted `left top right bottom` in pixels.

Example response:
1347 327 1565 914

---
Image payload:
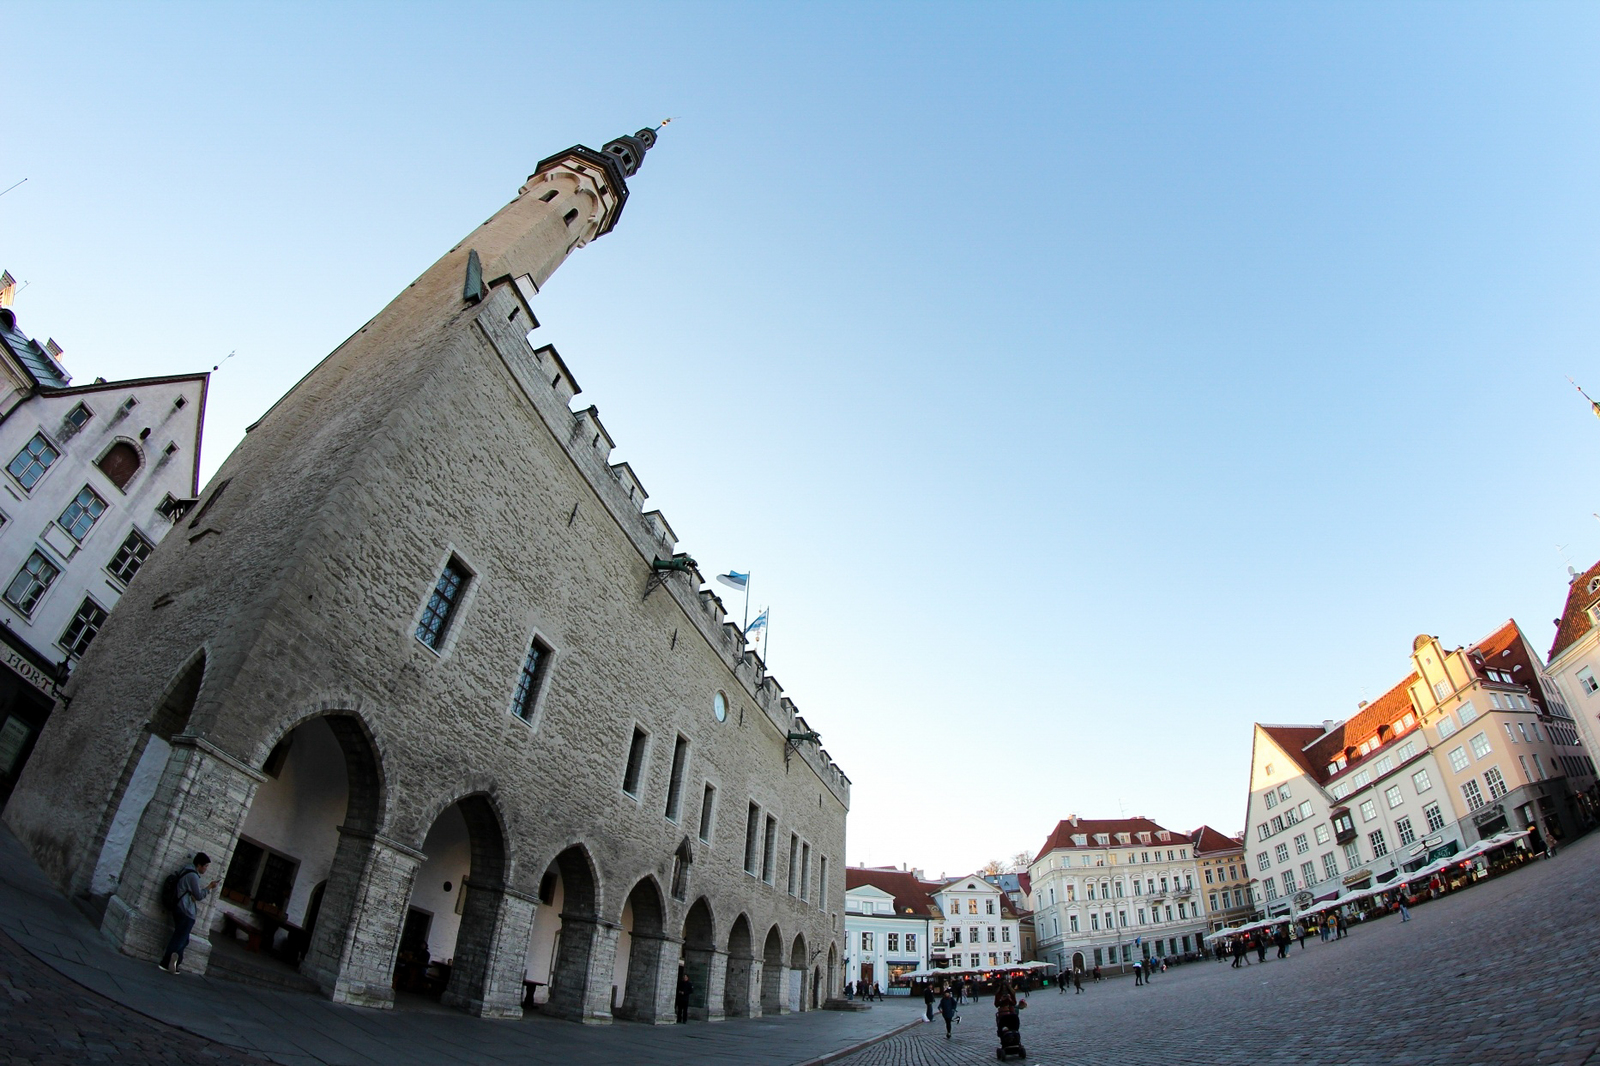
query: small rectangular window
664 735 689 820
107 529 154 585
59 597 108 659
622 726 648 796
818 857 827 907
800 842 811 901
744 803 761 875
698 783 716 843
57 485 108 542
4 551 59 616
415 556 470 650
510 638 552 723
787 834 799 894
7 433 58 490
65 403 92 430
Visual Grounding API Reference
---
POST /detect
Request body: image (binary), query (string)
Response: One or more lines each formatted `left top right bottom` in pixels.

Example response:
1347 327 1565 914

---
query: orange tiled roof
845 867 939 916
1033 817 1181 864
1189 825 1243 856
1550 561 1600 661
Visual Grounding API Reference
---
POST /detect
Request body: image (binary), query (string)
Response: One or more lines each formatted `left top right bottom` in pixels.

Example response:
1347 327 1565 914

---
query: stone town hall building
3 127 850 1023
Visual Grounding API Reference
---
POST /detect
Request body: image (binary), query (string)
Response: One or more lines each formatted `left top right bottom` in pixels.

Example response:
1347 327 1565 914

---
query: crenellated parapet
469 276 850 806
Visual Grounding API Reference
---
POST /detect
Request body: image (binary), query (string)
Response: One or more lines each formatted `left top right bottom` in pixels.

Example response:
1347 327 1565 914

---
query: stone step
823 998 872 1011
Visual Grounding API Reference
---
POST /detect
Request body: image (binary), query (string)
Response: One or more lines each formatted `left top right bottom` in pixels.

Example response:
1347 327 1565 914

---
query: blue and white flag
745 608 768 638
716 570 749 592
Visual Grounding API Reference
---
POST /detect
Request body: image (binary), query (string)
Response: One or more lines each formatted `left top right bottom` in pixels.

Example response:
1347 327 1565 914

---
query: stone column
748 958 767 1017
100 736 265 974
442 883 538 1019
544 915 620 1024
617 931 682 1024
688 947 726 1021
724 951 759 1017
299 826 424 1009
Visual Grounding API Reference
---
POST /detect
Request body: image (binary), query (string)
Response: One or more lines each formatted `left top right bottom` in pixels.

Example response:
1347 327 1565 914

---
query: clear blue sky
5 2 1599 877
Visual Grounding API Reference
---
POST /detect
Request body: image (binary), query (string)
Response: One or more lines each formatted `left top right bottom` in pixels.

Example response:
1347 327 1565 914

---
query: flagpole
743 573 751 636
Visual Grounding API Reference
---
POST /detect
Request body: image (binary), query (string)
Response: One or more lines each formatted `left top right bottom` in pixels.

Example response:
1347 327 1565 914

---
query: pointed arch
724 913 755 1017
760 924 785 1013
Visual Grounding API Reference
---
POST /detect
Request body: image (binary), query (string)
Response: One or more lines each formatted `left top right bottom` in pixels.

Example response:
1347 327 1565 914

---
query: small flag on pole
745 608 768 639
716 571 749 591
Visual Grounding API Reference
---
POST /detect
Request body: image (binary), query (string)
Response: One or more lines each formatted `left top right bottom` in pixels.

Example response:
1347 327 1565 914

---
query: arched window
97 441 141 490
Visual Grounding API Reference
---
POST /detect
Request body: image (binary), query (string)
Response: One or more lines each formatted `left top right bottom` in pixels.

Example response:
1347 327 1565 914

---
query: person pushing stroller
993 977 1028 1059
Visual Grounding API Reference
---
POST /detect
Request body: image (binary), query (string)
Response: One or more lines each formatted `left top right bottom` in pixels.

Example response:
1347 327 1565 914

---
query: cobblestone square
839 835 1600 1066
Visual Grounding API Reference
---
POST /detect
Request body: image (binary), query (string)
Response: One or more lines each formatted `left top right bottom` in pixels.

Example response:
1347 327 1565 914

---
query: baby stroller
995 1004 1026 1060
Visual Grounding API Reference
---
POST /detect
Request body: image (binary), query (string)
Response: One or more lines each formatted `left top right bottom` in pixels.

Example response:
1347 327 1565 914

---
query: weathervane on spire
1569 377 1600 422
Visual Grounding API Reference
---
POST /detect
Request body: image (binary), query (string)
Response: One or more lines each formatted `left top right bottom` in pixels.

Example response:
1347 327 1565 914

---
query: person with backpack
159 852 218 974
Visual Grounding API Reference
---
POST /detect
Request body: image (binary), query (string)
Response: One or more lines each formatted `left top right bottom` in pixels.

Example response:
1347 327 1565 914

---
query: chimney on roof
1357 700 1367 709
44 338 64 364
1322 719 1335 732
0 271 14 309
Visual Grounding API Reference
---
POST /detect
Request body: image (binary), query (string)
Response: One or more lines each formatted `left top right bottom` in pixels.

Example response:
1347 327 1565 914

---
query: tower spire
1569 377 1600 422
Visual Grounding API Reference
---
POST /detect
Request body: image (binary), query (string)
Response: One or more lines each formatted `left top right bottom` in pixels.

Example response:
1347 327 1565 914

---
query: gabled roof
1033 817 1178 864
844 867 938 916
0 308 70 388
1302 672 1418 780
1549 561 1600 662
1189 825 1242 857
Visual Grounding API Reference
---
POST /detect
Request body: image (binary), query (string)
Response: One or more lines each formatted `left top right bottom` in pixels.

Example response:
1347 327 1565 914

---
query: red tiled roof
1189 825 1242 856
1016 872 1031 896
1301 672 1419 781
844 867 939 916
1257 725 1328 781
1550 561 1600 661
1033 817 1181 864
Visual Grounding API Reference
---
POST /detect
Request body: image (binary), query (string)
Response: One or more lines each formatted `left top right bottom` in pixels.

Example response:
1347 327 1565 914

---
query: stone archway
724 914 756 1018
788 933 807 1012
826 943 838 1002
614 876 675 1023
681 898 718 1021
760 925 786 1015
811 966 821 1009
85 651 207 902
1072 950 1085 972
541 845 611 1023
395 792 528 1018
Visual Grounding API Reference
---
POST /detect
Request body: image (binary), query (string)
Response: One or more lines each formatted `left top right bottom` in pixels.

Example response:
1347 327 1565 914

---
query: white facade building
843 867 931 992
0 282 206 808
928 874 1021 973
1028 817 1208 975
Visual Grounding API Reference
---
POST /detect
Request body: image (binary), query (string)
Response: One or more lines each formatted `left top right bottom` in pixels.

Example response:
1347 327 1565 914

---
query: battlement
471 276 849 805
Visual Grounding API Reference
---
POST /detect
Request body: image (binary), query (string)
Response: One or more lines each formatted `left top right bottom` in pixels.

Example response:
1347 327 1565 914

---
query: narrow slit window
664 735 689 820
563 208 579 225
622 726 648 796
744 803 761 875
761 815 777 884
540 189 559 202
698 783 716 843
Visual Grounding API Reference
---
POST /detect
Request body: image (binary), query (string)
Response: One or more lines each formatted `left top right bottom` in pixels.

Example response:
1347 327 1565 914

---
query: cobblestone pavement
840 834 1600 1066
0 926 267 1066
0 826 918 1065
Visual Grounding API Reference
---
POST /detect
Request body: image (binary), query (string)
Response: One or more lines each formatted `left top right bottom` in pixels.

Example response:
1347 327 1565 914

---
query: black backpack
161 868 188 912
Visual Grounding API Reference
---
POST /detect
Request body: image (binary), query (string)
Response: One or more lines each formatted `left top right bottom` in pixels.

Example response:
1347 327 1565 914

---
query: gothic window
96 441 141 490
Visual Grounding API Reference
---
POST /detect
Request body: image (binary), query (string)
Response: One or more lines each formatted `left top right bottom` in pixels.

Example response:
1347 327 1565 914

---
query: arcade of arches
87 705 833 1021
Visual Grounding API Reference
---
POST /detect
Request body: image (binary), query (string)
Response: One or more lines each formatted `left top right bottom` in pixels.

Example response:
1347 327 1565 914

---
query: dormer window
1589 577 1600 594
1071 834 1088 847
1094 833 1110 846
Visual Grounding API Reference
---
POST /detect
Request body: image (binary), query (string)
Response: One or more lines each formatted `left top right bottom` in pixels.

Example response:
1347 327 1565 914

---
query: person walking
1296 923 1307 951
1230 938 1245 968
1275 926 1289 959
1133 956 1143 986
1073 968 1083 994
1092 963 1102 983
1396 892 1411 923
1255 933 1267 964
675 969 693 1024
158 852 217 975
938 989 958 1038
924 984 936 1021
